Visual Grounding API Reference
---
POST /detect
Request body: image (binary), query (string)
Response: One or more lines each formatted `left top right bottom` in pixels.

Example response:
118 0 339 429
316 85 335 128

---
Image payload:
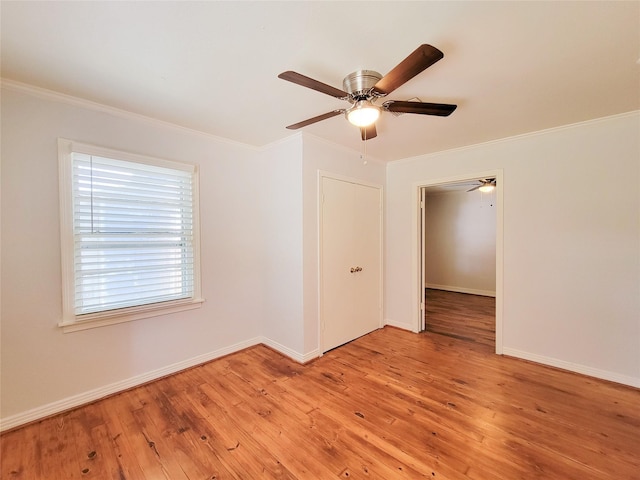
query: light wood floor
425 288 495 349
2 327 639 479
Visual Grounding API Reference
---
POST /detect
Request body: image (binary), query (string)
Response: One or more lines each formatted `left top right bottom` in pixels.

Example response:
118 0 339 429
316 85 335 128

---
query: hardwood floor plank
314 348 534 479
199 381 339 478
37 413 82 479
104 393 179 479
226 357 431 479
2 327 638 479
181 362 330 478
93 400 148 480
161 373 295 479
1 419 43 479
205 367 349 477
71 407 127 479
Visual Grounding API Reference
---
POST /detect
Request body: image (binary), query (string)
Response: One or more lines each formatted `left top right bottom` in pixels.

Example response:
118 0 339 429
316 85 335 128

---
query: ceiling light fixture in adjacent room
468 178 497 193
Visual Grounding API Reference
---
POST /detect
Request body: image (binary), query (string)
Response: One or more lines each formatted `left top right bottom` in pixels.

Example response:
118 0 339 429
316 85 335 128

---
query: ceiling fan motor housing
343 70 383 99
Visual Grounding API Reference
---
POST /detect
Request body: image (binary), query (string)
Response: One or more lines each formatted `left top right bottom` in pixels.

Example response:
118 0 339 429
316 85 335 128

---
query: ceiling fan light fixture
346 100 380 127
479 184 495 193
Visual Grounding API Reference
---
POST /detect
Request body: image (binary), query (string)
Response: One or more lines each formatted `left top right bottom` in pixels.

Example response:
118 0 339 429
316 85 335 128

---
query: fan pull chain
361 131 368 165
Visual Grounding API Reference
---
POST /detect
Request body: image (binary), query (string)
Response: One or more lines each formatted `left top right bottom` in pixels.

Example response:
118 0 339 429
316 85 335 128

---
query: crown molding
391 110 640 165
1 78 259 151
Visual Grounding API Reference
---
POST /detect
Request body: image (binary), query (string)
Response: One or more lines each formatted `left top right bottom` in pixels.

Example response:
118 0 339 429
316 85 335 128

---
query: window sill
58 297 205 333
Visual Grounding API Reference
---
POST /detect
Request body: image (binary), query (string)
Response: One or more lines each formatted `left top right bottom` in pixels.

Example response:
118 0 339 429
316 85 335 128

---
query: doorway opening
415 171 503 354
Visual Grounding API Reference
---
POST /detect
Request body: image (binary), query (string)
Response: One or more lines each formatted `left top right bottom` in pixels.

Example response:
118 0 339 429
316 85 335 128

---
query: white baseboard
0 336 321 432
0 337 263 432
426 283 496 297
259 336 319 364
10 337 635 433
384 318 416 333
502 347 640 388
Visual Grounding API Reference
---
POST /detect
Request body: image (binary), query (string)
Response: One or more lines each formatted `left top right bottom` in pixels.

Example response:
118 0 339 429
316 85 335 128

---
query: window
58 139 203 332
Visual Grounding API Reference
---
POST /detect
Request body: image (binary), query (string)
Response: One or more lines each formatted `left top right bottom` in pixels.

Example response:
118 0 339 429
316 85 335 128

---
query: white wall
255 137 305 357
385 112 640 387
425 190 496 296
0 86 271 427
0 85 387 428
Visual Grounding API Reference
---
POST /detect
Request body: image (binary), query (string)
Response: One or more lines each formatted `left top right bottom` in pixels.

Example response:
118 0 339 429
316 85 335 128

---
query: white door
320 176 382 352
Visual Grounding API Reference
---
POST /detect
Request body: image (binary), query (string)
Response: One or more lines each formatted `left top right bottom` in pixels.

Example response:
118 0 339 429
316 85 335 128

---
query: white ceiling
2 1 639 162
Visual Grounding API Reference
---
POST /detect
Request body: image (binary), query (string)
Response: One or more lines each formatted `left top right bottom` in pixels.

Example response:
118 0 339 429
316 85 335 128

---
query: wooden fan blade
285 110 343 129
372 44 444 95
385 100 457 116
278 71 348 98
360 124 377 141
467 185 481 192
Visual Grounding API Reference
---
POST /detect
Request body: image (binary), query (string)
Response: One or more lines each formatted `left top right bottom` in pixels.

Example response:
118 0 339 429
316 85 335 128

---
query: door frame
412 170 504 354
318 171 384 355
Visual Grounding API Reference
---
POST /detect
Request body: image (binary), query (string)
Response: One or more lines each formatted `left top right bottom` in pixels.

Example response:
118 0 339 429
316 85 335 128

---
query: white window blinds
71 152 195 315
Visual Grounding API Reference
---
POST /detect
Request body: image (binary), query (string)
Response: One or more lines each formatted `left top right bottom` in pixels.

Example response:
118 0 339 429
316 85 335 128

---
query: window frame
58 138 203 333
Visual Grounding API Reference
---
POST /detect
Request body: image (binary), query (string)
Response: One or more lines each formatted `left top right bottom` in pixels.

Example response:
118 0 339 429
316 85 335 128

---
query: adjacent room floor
425 288 495 349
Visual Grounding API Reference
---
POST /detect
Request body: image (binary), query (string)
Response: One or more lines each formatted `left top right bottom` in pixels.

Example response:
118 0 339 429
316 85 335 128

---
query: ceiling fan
467 178 497 193
278 44 457 141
